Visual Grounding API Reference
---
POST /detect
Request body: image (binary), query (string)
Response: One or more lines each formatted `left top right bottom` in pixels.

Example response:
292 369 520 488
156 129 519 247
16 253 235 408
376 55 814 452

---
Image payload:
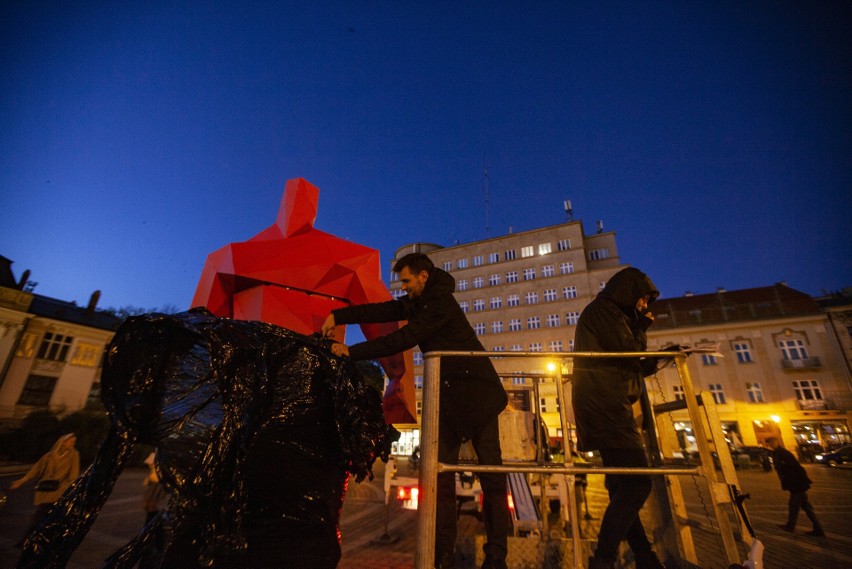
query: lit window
458 279 469 291
746 382 764 403
473 299 485 311
490 297 502 309
546 314 560 327
523 268 536 281
473 277 484 288
489 274 501 286
557 239 570 251
734 343 753 363
549 340 563 352
473 255 483 267
543 289 557 302
708 384 726 405
457 258 469 269
559 262 574 275
538 243 552 255
507 294 520 307
541 265 555 277
509 319 522 332
489 252 500 263
529 342 542 352
527 316 541 329
589 248 610 261
521 245 534 258
506 271 518 283
525 292 539 304
793 380 822 401
474 323 486 335
505 249 517 260
562 286 577 299
491 321 504 334
565 312 580 325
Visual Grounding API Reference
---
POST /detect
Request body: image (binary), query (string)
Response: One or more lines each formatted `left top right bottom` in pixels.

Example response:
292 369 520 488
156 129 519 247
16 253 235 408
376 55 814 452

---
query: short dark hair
393 253 434 275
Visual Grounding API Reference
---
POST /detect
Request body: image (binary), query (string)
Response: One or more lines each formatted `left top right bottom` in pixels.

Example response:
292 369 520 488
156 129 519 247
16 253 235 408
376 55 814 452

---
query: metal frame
414 350 752 569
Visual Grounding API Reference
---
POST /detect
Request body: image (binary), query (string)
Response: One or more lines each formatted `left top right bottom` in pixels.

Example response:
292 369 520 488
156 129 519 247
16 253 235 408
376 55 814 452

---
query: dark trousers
786 491 823 532
436 416 509 566
594 448 654 563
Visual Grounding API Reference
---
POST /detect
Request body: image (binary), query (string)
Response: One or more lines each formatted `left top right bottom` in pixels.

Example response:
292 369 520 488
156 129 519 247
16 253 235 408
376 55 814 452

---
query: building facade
0 256 121 423
645 284 852 460
388 221 629 453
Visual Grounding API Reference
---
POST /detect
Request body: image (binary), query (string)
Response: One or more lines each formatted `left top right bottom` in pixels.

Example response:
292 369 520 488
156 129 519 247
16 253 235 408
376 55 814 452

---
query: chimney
17 270 31 290
87 290 101 314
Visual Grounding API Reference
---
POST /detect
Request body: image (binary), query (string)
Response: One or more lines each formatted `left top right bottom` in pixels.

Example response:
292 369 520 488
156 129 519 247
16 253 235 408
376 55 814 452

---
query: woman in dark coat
572 267 665 569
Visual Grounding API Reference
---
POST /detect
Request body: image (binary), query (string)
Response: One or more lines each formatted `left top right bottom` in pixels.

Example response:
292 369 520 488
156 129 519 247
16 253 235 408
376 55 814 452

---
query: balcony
781 357 821 370
797 399 828 411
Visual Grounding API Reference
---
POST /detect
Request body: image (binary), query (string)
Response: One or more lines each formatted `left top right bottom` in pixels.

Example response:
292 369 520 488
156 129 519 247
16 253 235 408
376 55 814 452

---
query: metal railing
414 350 747 569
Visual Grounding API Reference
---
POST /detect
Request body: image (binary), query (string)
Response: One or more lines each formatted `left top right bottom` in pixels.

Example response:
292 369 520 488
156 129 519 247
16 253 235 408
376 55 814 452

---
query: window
539 397 548 413
391 289 406 300
523 268 536 281
734 343 753 363
568 339 575 351
489 252 500 263
492 345 505 352
506 271 518 283
413 351 423 365
459 301 469 313
507 294 520 307
489 274 501 286
701 354 718 366
457 258 469 269
708 384 726 404
505 249 516 260
527 316 541 329
525 292 539 304
565 312 580 325
510 344 523 352
538 243 552 255
521 245 534 258
549 340 563 352
562 286 577 299
473 299 485 312
746 382 764 403
36 332 73 362
529 342 542 352
559 261 574 275
509 319 522 332
544 289 557 302
541 264 555 277
474 323 486 335
511 375 526 384
547 314 561 328
71 342 100 367
442 261 452 271
416 401 422 416
490 297 502 309
415 375 423 389
473 276 484 288
17 374 58 406
473 255 483 267
389 272 398 282
673 385 685 401
589 248 610 261
557 239 570 251
491 321 504 334
779 339 808 360
793 380 822 401
458 279 469 291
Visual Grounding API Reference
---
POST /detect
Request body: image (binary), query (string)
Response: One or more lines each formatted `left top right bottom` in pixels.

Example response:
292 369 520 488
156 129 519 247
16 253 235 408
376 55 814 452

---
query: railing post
415 353 441 569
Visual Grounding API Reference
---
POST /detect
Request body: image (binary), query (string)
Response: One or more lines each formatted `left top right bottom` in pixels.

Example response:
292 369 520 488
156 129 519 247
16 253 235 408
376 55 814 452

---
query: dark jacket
571 268 660 452
772 446 811 493
334 268 507 437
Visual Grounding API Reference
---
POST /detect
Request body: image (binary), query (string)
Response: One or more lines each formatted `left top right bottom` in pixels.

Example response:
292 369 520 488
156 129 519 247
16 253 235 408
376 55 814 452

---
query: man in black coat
766 436 825 537
322 252 509 569
572 267 665 569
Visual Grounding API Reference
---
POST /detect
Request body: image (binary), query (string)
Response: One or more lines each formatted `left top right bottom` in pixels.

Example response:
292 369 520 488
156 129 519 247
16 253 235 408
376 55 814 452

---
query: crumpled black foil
17 308 397 569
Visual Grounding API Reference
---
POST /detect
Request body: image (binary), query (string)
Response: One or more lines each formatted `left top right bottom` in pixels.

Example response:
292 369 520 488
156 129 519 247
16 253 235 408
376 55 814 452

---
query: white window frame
525 291 539 304
509 319 522 332
559 261 574 275
507 294 520 307
563 286 577 299
546 314 560 327
521 245 534 258
538 242 552 255
490 297 502 309
523 268 536 281
527 316 541 329
541 264 555 278
506 271 518 283
543 289 557 302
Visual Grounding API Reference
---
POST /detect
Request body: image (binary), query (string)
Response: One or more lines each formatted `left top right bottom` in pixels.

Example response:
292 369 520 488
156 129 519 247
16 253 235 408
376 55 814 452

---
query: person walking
766 436 825 537
139 451 167 569
571 267 666 569
322 252 509 569
8 433 80 546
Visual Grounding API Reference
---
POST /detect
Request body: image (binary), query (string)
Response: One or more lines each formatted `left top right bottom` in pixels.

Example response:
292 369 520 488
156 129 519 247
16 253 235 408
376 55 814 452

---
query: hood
422 267 456 299
599 267 659 312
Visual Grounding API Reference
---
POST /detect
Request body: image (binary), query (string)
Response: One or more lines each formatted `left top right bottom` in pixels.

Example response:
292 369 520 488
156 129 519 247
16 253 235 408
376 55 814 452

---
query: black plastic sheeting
17 308 397 569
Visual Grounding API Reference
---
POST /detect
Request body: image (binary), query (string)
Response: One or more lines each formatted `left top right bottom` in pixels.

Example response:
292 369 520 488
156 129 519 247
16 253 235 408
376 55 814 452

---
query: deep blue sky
2 1 850 313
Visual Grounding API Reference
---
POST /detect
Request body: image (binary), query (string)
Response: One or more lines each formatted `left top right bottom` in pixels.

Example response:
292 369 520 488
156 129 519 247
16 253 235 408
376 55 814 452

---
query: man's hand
331 343 350 357
321 314 336 338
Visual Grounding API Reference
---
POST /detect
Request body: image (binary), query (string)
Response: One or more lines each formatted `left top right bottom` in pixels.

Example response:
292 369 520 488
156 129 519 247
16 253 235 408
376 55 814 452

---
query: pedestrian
139 451 167 569
322 252 510 569
8 433 80 546
765 436 825 537
571 267 667 569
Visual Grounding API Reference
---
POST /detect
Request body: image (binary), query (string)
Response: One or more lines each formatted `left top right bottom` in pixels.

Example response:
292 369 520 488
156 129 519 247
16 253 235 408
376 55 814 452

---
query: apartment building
0 256 121 422
388 221 629 452
645 284 852 459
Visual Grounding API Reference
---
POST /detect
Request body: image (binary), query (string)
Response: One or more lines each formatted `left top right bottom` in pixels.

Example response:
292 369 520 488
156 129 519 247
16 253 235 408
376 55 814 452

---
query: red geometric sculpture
192 178 416 424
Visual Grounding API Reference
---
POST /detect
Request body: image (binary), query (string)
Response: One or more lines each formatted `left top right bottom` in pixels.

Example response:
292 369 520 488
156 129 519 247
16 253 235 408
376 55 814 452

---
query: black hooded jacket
333 268 507 437
571 267 660 452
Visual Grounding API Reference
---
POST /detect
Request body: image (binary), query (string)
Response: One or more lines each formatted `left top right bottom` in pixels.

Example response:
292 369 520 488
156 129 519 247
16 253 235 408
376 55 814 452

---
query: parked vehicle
815 445 852 466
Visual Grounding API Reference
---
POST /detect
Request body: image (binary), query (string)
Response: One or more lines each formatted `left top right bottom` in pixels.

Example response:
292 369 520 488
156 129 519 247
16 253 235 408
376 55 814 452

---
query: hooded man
322 252 509 569
572 267 665 569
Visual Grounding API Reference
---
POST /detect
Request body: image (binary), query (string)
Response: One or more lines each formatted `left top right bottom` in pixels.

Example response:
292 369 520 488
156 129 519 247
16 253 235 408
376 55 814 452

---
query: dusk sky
2 1 850 315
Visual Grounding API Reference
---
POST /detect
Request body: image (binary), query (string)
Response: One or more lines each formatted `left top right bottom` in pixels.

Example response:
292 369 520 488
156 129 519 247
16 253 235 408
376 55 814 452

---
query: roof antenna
564 200 573 221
